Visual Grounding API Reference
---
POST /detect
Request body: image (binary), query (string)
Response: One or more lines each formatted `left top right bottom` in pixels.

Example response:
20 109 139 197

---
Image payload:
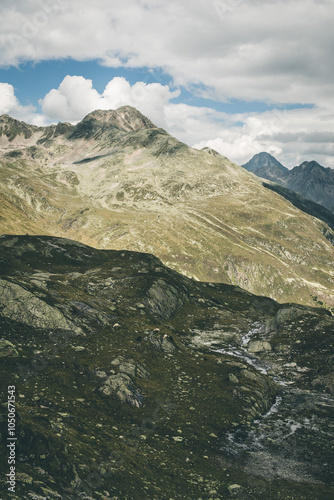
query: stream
192 327 334 486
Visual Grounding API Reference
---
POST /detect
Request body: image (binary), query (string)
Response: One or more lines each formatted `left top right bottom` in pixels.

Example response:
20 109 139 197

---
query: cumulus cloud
0 83 18 114
40 75 180 125
1 0 334 107
193 105 334 168
0 82 45 125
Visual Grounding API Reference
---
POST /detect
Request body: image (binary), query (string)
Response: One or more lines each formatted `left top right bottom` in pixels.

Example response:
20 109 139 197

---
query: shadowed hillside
0 235 333 499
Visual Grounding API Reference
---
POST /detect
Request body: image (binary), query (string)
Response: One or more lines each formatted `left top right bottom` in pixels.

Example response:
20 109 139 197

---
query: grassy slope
0 113 333 308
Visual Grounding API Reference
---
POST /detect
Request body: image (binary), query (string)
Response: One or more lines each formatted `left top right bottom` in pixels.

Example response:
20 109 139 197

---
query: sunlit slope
0 107 333 306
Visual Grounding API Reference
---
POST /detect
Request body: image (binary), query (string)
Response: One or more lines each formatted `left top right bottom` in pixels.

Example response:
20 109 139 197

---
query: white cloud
193 105 334 168
1 0 333 107
0 82 45 125
40 76 101 123
1 0 334 166
39 75 180 125
0 83 18 113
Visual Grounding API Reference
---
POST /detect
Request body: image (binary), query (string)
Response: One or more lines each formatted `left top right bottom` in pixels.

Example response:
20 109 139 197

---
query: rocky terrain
241 152 289 185
242 153 334 214
0 235 333 499
0 108 334 309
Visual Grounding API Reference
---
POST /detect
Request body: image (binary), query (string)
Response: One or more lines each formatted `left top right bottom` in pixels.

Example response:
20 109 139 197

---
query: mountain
0 235 333 499
242 152 289 183
288 161 334 212
1 108 334 309
242 153 334 213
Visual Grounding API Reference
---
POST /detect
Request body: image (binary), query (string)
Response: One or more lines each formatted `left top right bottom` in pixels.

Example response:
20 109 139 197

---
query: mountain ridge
0 108 334 308
242 152 334 213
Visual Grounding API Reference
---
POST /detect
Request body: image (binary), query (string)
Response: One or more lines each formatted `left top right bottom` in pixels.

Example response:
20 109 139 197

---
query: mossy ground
0 236 333 499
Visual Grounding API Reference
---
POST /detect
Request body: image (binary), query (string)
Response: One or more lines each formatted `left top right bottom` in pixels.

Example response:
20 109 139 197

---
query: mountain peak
242 152 288 182
83 106 157 132
298 160 325 171
243 152 334 213
201 146 222 157
244 152 288 172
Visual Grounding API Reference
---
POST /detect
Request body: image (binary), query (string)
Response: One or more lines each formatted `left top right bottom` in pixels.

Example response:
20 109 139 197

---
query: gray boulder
99 373 143 408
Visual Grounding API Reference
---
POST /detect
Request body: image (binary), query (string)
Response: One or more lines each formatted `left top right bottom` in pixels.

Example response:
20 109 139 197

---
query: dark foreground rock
0 235 333 499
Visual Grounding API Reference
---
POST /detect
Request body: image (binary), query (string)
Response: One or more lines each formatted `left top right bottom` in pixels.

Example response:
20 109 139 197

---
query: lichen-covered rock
118 362 149 379
241 369 261 382
110 358 150 378
73 346 86 352
269 305 312 330
147 279 185 319
0 339 18 357
146 332 176 353
229 373 239 384
0 278 82 334
228 484 243 497
248 340 272 353
99 373 143 408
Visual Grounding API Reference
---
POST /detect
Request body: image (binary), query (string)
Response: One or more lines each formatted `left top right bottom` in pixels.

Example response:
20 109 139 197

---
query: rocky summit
242 153 334 214
0 235 334 499
0 108 334 308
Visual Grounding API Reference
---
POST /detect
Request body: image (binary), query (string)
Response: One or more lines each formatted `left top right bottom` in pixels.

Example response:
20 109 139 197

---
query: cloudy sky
0 0 333 167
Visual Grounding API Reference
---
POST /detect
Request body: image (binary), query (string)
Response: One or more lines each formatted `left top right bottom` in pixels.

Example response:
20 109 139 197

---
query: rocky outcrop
99 373 143 408
247 340 272 353
145 331 176 353
110 358 150 379
146 279 186 319
0 278 82 334
97 358 149 407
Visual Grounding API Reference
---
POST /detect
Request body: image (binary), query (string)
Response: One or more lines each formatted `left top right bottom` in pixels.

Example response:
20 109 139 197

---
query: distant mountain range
242 152 334 213
0 108 334 308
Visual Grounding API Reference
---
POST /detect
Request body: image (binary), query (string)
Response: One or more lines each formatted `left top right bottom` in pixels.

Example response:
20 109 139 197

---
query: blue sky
0 0 333 168
0 59 299 115
0 61 167 109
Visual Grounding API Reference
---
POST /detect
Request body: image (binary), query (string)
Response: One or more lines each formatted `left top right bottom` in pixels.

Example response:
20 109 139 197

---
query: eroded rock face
97 358 149 407
269 305 314 330
116 361 150 379
145 331 176 353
